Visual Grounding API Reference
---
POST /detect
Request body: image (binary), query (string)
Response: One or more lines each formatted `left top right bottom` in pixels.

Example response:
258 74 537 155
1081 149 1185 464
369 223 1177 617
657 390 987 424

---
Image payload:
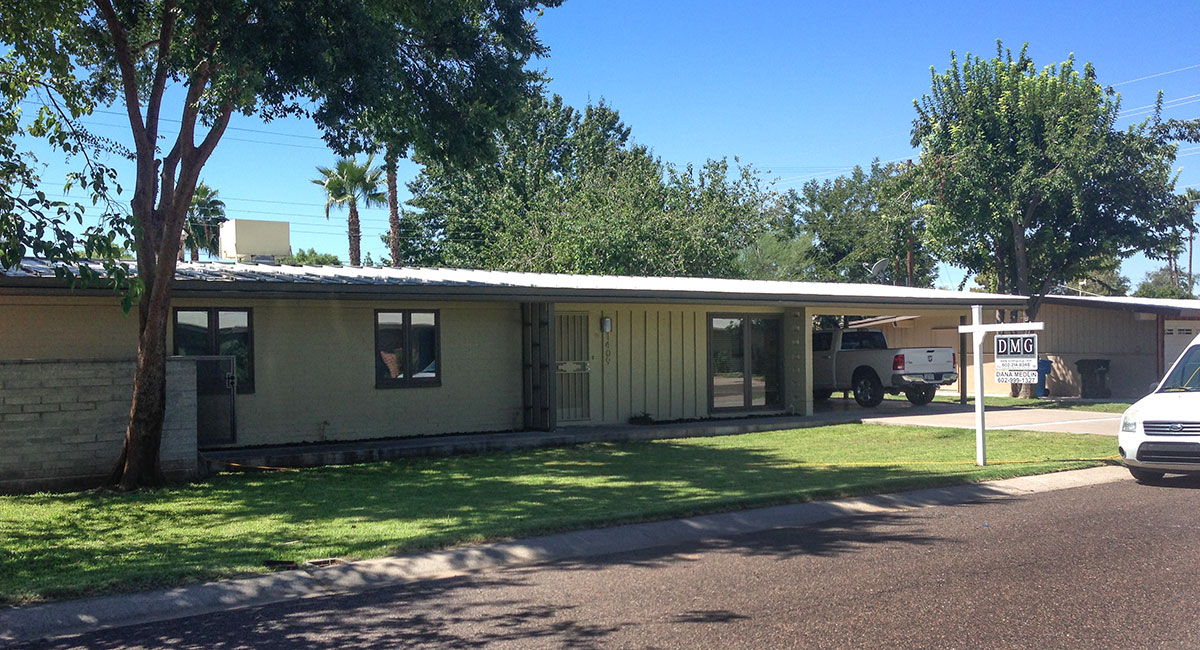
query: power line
19 100 326 142
1111 63 1200 88
70 119 331 151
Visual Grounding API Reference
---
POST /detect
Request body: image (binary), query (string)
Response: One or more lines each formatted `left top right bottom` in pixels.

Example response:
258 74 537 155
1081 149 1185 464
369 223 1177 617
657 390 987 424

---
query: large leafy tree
795 161 938 286
1133 266 1194 299
312 157 385 266
181 182 225 262
407 94 775 277
912 42 1192 320
0 0 559 489
280 248 341 266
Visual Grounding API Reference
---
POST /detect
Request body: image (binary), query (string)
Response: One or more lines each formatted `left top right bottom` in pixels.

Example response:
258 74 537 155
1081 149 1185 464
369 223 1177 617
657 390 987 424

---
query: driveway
817 398 1122 436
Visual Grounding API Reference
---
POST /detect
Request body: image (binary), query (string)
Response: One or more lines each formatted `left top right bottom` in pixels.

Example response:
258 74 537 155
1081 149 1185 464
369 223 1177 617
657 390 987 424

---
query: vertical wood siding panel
683 309 696 417
624 311 633 422
698 311 706 416
662 311 672 419
632 309 646 418
671 309 685 419
648 309 657 417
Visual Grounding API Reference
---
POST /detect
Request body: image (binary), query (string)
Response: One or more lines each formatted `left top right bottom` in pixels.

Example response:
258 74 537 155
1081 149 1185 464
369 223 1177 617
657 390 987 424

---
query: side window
813 332 833 352
376 310 441 388
173 308 255 393
840 332 860 351
862 331 888 350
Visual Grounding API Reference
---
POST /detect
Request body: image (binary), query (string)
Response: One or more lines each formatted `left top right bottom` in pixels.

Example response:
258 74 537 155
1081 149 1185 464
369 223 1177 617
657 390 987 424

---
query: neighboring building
0 260 1018 469
879 294 1200 399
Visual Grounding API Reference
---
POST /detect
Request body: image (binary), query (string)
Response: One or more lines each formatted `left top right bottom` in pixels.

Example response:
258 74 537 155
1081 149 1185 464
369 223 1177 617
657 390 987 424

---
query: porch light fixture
600 316 612 333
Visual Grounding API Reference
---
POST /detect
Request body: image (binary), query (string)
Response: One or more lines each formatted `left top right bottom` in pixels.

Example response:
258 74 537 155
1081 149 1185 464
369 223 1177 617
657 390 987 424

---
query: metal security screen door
556 313 591 422
194 356 236 446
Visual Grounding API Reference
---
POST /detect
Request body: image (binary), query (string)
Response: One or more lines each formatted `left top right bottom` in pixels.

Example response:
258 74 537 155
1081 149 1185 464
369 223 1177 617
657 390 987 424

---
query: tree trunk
98 0 231 490
110 219 186 489
1010 209 1039 399
386 152 401 266
111 291 170 489
348 200 362 266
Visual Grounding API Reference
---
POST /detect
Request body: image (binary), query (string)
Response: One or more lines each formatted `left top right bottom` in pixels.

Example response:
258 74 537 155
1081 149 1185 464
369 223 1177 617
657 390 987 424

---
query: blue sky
28 0 1200 288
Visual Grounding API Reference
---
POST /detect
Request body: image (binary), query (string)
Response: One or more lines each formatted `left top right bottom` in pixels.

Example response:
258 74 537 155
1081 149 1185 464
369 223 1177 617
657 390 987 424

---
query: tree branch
93 0 148 154
144 0 179 145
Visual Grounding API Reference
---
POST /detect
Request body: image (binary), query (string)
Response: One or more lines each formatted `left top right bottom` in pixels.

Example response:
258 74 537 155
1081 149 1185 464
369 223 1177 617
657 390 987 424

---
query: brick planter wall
0 358 198 493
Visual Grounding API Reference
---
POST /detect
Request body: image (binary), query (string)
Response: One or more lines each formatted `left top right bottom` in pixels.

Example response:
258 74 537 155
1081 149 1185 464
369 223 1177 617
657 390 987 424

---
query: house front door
555 313 591 422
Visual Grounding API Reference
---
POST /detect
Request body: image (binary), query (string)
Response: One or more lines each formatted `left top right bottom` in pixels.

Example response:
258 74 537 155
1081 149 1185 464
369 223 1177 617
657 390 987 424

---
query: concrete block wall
0 358 198 493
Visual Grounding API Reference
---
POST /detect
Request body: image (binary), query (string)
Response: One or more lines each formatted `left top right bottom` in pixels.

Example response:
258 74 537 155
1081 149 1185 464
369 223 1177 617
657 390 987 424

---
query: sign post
958 308 1044 466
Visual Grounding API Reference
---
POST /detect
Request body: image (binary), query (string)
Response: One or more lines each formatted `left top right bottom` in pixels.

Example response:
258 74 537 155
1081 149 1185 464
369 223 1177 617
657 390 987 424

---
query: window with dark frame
375 310 441 388
172 308 255 393
709 315 781 411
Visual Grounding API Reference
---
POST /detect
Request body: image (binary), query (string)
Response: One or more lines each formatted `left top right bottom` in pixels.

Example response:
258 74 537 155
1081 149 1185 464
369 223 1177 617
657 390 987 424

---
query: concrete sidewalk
0 465 1130 646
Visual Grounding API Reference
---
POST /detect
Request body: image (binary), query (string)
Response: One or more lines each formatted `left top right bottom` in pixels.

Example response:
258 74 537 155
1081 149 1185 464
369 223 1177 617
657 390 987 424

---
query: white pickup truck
813 329 958 407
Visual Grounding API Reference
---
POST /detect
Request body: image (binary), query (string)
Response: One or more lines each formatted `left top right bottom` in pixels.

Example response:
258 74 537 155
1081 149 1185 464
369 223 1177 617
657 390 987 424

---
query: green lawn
883 393 1132 413
0 424 1117 606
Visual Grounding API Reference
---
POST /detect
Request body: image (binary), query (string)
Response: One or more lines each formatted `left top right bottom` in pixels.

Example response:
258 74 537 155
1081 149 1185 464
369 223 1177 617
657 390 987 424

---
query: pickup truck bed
813 329 958 407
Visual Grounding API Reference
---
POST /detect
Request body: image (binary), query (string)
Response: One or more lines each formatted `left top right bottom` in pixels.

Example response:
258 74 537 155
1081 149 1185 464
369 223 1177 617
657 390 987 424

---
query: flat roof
1 258 1027 309
1041 294 1200 317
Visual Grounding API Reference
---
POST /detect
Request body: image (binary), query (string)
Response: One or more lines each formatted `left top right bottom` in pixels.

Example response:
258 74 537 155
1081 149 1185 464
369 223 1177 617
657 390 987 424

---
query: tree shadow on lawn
2 439 1016 604
18 508 965 650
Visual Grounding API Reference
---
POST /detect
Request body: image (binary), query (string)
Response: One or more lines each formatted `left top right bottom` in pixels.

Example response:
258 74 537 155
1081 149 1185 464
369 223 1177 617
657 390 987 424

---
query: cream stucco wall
1 295 524 446
0 296 140 360
178 297 524 446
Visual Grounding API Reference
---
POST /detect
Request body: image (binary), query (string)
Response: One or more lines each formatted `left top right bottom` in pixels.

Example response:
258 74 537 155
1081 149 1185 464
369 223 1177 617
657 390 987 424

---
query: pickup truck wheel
904 385 937 406
853 373 884 408
813 389 834 402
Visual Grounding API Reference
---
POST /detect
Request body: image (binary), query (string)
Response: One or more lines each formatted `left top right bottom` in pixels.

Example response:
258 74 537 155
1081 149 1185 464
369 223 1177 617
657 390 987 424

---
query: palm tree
385 147 402 267
312 157 386 266
181 182 227 262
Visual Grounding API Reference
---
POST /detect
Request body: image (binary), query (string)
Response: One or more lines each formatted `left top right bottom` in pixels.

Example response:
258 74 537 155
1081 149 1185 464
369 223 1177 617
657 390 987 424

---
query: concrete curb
0 465 1130 646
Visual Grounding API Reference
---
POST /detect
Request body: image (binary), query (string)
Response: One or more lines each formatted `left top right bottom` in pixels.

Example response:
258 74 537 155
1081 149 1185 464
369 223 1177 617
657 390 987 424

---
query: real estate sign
994 333 1038 383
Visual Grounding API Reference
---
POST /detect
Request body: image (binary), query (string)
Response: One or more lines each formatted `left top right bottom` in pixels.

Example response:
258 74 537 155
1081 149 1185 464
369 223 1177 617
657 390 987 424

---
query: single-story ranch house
4 258 1198 491
1 258 1021 491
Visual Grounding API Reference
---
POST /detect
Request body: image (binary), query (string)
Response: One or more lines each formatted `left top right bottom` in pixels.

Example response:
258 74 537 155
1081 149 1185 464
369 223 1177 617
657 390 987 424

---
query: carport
860 294 1200 400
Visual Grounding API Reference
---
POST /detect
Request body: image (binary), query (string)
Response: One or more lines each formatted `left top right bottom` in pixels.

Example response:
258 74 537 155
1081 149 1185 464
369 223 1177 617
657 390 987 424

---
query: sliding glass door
710 315 781 411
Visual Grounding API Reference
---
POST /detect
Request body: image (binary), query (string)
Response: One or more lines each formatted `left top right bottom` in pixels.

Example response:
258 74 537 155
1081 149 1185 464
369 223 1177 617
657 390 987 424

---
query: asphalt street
13 474 1200 650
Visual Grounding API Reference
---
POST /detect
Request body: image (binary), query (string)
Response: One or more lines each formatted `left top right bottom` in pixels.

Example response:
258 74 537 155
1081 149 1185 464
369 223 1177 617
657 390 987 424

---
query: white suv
1118 333 1200 483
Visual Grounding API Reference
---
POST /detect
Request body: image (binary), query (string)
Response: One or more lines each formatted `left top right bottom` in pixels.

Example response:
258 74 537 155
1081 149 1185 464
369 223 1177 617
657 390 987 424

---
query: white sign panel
995 370 1039 384
995 334 1038 370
